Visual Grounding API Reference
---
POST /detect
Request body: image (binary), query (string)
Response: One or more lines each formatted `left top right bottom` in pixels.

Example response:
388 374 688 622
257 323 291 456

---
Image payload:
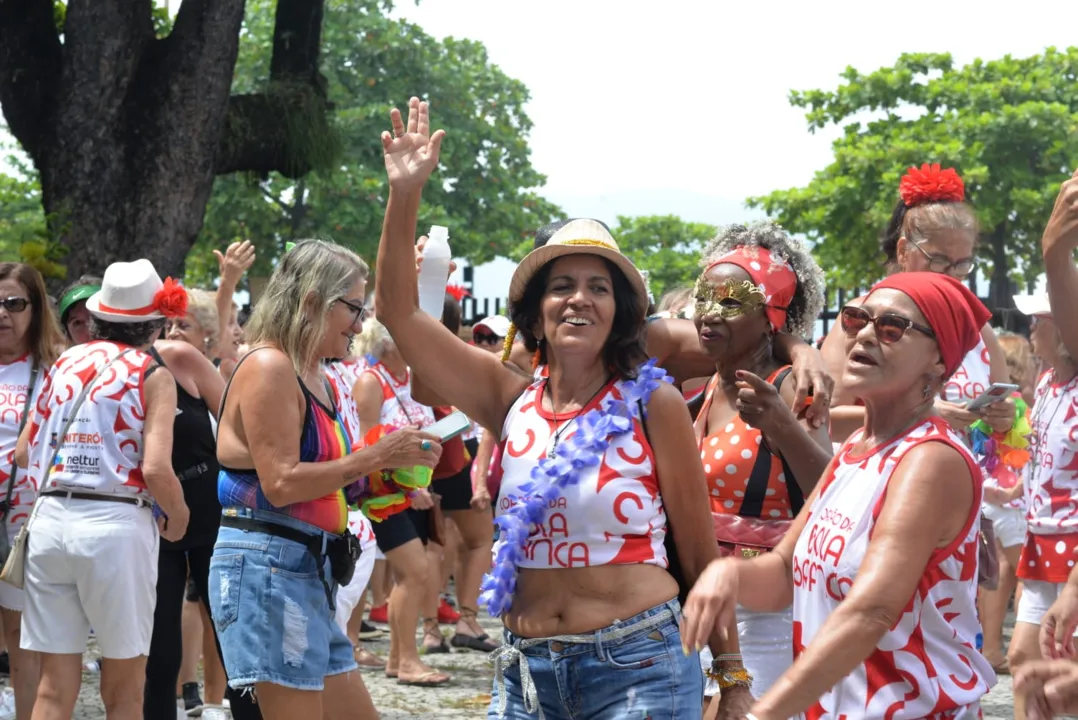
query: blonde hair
354 317 393 360
245 240 369 372
185 288 219 351
996 331 1033 386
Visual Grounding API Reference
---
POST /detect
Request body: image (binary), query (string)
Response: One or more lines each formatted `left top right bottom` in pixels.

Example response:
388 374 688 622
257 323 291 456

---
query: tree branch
0 0 62 164
259 184 292 213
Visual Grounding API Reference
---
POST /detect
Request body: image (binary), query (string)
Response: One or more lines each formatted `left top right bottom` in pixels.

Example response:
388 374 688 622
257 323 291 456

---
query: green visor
59 284 100 320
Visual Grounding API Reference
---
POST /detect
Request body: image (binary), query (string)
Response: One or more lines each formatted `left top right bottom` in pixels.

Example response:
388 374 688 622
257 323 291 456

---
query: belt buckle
740 547 762 559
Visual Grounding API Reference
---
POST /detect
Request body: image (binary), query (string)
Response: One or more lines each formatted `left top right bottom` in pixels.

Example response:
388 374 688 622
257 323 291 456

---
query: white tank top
324 362 374 546
1025 370 1078 535
493 374 667 570
28 342 154 496
941 336 992 404
363 363 434 430
791 418 993 718
0 355 47 517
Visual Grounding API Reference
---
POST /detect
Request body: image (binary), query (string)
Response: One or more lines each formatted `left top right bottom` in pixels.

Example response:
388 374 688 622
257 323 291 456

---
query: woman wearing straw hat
15 259 190 719
375 97 737 719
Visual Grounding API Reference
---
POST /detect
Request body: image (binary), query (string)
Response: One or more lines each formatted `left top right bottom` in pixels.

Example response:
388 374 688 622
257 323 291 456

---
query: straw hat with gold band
500 219 650 362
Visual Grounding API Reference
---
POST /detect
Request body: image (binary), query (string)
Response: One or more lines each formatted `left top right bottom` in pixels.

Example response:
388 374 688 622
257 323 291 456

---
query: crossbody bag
0 350 130 589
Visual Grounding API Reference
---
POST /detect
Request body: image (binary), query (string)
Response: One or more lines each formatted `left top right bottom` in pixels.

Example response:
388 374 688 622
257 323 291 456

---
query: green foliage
611 215 716 300
0 146 66 279
190 0 559 286
748 48 1078 290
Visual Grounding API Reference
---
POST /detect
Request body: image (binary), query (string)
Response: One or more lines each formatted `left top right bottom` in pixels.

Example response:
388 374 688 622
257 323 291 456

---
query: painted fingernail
682 644 690 656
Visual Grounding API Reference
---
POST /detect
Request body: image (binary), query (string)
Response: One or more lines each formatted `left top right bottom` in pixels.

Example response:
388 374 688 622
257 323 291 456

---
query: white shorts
20 495 159 658
334 513 379 634
1017 579 1078 632
699 605 793 698
983 503 1027 549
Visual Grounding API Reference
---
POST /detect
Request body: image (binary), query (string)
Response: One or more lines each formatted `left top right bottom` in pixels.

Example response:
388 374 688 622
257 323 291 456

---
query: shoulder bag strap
375 365 416 425
38 350 132 491
1 362 41 520
762 367 805 513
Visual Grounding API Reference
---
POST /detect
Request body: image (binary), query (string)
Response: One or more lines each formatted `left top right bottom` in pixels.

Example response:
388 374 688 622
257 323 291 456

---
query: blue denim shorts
208 508 357 691
489 598 703 719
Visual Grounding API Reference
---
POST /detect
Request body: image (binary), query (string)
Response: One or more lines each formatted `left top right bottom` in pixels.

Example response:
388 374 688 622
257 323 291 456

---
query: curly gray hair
700 221 825 340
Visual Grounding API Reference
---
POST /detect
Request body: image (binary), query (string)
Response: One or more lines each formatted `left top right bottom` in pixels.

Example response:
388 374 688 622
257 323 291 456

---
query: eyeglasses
0 297 29 313
907 240 976 278
338 298 369 326
473 332 500 345
840 305 935 344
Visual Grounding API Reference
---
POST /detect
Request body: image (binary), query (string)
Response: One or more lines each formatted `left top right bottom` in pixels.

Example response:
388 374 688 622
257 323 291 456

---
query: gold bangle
705 664 753 691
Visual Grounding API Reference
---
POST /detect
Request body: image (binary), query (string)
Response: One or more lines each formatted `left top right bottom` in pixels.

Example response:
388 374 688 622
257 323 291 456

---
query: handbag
0 362 40 565
978 514 1001 591
713 513 793 559
0 351 130 589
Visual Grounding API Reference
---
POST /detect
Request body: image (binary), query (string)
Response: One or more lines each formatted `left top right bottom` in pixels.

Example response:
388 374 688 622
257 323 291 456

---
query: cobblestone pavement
10 612 1020 719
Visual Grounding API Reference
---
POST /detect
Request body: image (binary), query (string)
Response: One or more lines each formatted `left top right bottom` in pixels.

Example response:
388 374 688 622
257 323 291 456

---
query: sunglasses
908 241 976 278
839 305 935 344
473 332 501 345
338 298 369 325
0 297 29 313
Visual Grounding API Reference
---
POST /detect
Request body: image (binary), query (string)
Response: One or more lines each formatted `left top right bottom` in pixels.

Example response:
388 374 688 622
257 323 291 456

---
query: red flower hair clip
154 277 189 319
445 284 469 302
899 163 965 207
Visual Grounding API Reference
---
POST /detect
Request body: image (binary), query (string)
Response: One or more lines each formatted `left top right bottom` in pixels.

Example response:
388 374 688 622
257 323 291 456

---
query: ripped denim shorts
208 508 357 691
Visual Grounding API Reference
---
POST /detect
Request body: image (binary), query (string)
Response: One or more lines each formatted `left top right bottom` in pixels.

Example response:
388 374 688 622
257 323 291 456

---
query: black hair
881 198 978 265
509 257 646 379
533 218 612 249
89 317 165 348
442 293 462 335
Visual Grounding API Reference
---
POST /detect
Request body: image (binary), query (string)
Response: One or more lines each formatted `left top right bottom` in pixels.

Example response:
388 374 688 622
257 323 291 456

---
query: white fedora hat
1013 293 1051 317
508 219 649 315
86 259 173 323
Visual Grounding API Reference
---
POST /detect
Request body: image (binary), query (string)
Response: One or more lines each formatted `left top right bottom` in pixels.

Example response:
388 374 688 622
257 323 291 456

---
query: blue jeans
208 508 357 691
489 598 702 719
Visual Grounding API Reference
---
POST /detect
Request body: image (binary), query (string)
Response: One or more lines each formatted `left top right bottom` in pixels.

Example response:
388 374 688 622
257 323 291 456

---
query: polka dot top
694 366 798 520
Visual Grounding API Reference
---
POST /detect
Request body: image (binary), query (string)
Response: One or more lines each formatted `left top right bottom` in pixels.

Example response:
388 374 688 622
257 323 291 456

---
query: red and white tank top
492 373 667 570
325 362 374 545
941 336 991 405
0 355 47 515
791 418 992 719
28 341 155 496
362 363 434 430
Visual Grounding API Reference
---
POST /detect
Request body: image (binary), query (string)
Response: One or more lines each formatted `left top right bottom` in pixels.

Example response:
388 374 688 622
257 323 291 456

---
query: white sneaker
201 707 229 720
0 689 17 720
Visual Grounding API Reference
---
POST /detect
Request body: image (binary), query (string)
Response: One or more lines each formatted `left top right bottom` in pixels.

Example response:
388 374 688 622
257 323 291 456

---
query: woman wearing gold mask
690 223 833 716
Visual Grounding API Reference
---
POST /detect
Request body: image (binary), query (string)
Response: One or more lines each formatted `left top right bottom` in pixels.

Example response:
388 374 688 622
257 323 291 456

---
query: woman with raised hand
209 239 441 719
376 97 733 719
689 224 832 713
0 263 63 720
683 271 996 719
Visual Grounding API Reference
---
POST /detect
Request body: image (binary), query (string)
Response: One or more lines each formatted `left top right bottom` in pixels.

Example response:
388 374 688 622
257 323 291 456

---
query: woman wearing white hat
14 259 190 719
375 98 735 719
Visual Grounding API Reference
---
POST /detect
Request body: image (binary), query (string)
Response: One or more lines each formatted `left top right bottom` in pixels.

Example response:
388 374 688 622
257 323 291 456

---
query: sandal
353 646 385 670
398 670 451 687
451 607 498 652
421 619 450 654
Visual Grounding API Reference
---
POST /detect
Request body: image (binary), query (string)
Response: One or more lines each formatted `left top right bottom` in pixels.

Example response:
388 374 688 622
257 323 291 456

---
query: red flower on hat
899 163 965 207
154 277 188 319
445 284 469 302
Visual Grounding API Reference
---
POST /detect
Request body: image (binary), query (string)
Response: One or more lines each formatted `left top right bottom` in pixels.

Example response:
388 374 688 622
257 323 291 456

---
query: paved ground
7 612 1023 719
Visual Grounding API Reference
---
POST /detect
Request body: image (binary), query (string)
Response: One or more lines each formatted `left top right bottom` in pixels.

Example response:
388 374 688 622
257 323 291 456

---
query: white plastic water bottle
418 225 452 319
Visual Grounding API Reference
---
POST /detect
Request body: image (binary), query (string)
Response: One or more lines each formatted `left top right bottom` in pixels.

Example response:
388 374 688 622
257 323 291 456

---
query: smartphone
965 383 1020 412
427 410 471 442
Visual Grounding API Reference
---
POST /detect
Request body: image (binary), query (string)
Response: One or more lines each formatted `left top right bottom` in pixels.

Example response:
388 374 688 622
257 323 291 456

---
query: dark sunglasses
338 298 369 325
840 305 935 344
0 297 29 313
473 332 500 345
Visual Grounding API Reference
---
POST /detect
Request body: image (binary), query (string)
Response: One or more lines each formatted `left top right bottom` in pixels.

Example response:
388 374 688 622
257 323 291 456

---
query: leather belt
220 514 326 552
40 489 152 509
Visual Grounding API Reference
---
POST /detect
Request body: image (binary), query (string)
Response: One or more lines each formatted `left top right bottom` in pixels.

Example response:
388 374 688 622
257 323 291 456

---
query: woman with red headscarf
682 272 996 719
689 223 833 714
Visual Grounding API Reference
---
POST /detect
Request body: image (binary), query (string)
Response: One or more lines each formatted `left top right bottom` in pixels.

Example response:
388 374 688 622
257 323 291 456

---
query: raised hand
735 369 794 435
382 97 446 192
213 240 256 286
1043 168 1078 257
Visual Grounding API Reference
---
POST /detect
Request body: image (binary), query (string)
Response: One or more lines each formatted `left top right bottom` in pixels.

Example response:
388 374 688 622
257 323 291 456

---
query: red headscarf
869 272 991 378
705 246 798 332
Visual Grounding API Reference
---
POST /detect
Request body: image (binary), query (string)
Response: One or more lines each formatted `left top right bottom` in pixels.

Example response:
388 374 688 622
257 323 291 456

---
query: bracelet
704 663 753 691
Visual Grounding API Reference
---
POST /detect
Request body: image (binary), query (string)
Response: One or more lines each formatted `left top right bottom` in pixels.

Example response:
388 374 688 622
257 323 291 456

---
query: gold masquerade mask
693 276 766 320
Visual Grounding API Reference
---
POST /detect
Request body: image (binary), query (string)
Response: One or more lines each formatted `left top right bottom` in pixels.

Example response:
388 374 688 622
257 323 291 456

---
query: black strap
746 367 805 515
1 361 40 520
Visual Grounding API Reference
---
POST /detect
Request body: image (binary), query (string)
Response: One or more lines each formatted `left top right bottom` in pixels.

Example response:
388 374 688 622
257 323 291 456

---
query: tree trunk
987 222 1012 313
0 0 330 288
